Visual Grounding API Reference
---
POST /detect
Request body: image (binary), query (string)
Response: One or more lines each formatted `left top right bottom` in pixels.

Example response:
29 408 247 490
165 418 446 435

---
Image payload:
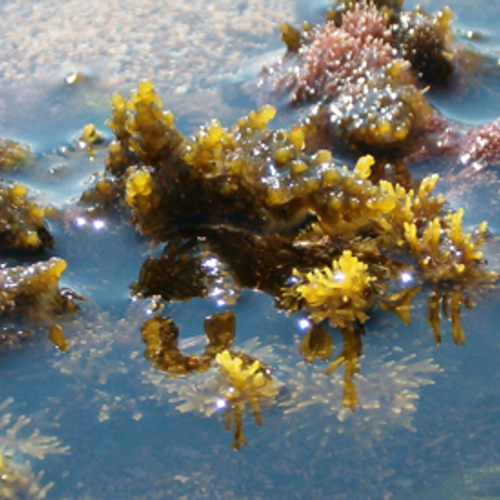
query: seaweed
5 0 498 450
258 0 495 165
142 311 236 376
0 258 80 321
216 348 279 450
141 311 281 449
0 138 33 171
90 79 497 416
392 6 454 86
261 2 441 155
0 181 54 253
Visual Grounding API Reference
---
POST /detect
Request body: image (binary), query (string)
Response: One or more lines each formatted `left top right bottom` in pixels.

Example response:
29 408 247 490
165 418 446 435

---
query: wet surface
1 1 500 499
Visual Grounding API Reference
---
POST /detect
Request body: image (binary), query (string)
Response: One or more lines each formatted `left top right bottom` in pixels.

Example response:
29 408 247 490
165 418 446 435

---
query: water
1 1 500 499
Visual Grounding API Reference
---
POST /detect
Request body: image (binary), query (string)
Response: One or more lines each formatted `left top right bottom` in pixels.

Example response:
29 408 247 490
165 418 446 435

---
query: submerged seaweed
0 398 69 499
279 342 443 445
144 328 282 450
141 309 282 450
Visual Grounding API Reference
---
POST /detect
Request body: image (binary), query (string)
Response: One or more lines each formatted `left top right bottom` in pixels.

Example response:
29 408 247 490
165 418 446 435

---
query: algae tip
48 324 70 352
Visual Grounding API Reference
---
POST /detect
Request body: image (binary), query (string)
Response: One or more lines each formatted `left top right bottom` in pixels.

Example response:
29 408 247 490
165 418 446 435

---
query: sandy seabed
0 0 297 94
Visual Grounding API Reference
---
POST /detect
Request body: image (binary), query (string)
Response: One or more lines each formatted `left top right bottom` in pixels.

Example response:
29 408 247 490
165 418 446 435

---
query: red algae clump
260 0 500 169
261 1 444 154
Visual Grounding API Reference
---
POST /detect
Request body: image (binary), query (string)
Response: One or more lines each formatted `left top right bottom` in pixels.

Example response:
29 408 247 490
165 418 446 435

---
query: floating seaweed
91 80 496 414
142 312 282 449
0 258 80 321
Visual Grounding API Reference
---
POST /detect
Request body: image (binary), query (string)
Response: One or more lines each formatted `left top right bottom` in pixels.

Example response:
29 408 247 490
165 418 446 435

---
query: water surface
1 1 500 499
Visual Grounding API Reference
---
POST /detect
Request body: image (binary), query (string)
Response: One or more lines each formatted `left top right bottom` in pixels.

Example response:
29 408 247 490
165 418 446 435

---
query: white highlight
400 271 413 285
298 318 311 331
92 219 106 231
333 271 345 282
215 399 227 410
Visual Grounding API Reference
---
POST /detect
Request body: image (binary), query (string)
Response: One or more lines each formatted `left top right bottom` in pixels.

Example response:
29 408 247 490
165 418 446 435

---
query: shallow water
1 1 500 499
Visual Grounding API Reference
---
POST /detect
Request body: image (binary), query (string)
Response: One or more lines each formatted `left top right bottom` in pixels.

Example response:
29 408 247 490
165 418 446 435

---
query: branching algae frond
284 250 375 330
282 251 371 408
215 349 279 450
0 398 69 499
109 80 184 170
142 312 281 449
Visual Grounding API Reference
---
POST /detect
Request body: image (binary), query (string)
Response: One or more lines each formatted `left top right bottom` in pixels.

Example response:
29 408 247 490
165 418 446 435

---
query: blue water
1 1 500 499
